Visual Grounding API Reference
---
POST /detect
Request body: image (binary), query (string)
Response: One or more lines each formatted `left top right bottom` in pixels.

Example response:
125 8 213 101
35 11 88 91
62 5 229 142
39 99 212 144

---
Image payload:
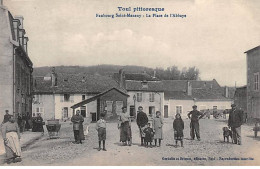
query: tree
180 66 200 80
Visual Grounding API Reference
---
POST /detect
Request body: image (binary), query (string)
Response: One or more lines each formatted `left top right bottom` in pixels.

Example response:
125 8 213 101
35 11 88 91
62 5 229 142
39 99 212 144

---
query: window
34 107 44 117
176 106 182 114
254 72 259 91
70 94 74 103
106 101 113 115
82 95 86 101
149 93 155 102
116 101 123 114
137 93 142 102
64 94 70 102
142 82 148 89
213 106 217 113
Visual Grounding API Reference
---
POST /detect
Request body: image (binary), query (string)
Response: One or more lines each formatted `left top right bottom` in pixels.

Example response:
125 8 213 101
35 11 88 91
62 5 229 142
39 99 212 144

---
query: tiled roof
162 80 230 101
125 80 163 92
71 88 129 109
164 91 193 100
162 79 221 92
33 73 123 94
192 89 231 101
244 45 260 53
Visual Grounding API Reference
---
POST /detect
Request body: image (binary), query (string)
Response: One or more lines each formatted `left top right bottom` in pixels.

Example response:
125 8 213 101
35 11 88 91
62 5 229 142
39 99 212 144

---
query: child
153 111 163 147
143 123 154 148
173 113 184 147
96 113 107 151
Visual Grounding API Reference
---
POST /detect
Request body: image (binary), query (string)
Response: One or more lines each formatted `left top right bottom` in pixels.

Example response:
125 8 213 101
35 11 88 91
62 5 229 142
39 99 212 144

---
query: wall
32 94 55 120
247 48 260 119
127 91 164 116
55 94 86 120
0 6 14 123
195 100 232 112
169 99 194 118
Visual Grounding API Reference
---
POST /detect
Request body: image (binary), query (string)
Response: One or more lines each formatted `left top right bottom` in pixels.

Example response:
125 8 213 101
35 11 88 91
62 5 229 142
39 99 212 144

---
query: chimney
14 15 24 29
187 81 192 96
153 70 156 78
23 37 29 53
224 86 229 98
13 19 21 42
18 29 25 46
51 67 57 87
119 69 126 89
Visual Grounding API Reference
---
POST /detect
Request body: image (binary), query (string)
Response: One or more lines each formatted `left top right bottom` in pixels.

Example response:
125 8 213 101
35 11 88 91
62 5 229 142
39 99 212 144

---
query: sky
4 0 260 86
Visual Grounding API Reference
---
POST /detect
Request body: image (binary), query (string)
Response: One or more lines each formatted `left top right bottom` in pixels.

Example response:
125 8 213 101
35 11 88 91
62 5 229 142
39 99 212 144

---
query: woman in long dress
1 115 22 164
118 106 132 146
153 111 163 147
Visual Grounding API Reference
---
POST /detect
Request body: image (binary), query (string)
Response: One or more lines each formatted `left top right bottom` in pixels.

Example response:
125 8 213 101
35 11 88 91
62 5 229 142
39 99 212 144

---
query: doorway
149 106 155 116
130 105 135 117
80 106 86 118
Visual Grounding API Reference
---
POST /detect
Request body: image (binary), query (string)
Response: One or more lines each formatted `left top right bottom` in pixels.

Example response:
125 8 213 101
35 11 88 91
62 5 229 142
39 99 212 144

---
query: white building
32 69 120 121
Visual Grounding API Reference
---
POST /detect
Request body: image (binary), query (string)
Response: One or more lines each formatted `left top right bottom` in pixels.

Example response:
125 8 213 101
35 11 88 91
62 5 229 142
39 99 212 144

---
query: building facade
125 80 164 117
245 45 260 120
32 70 122 121
234 86 247 112
0 3 33 122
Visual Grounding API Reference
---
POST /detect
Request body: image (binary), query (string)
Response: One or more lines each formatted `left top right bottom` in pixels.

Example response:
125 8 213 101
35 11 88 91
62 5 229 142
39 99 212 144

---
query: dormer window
142 81 148 89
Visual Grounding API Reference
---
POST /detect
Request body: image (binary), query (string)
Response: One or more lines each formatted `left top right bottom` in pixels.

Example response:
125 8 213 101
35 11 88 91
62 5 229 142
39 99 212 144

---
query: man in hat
188 105 204 141
136 106 148 146
71 110 84 144
2 110 11 124
228 104 243 145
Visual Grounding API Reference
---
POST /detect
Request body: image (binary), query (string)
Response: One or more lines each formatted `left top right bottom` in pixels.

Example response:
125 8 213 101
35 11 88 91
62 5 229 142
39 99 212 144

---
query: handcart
46 119 61 139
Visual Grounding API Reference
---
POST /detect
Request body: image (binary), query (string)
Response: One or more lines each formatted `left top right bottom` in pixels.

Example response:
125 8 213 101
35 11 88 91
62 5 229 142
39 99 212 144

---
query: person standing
173 113 184 147
1 115 22 164
118 106 132 146
188 105 204 141
2 110 11 124
136 106 148 146
71 110 84 144
143 123 154 148
96 113 107 151
35 114 44 136
24 112 31 131
153 111 163 147
228 104 243 145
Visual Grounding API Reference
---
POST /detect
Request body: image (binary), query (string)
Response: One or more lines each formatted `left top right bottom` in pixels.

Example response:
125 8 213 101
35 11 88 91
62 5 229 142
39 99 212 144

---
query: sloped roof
33 73 123 94
125 80 163 92
162 79 221 92
192 89 231 101
244 45 260 53
71 88 129 109
164 91 193 100
162 80 230 101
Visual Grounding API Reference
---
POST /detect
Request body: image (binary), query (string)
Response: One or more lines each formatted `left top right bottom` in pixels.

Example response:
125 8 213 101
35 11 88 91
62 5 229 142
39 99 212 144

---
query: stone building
0 1 33 122
245 45 260 120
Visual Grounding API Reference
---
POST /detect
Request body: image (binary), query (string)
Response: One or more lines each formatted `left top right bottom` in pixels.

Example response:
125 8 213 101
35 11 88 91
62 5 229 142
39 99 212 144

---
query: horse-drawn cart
46 120 61 139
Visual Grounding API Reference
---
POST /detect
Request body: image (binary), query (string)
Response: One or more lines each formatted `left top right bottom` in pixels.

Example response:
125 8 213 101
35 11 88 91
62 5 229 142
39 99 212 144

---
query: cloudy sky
4 0 260 86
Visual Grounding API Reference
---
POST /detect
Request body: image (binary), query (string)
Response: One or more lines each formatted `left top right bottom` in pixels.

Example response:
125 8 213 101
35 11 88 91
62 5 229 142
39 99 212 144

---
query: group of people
92 104 244 151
